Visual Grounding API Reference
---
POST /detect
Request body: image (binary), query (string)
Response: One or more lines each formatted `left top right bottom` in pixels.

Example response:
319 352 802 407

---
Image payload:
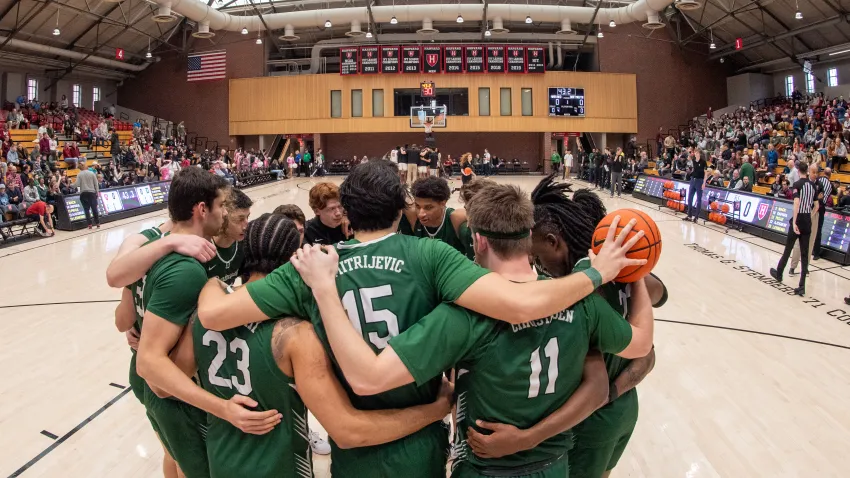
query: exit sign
735 38 743 50
115 48 125 60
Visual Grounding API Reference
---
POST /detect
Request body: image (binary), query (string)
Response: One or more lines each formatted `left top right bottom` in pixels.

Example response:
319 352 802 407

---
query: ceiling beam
64 3 121 50
756 2 815 52
480 0 488 41
573 0 602 70
0 0 23 25
0 0 53 53
680 0 763 45
247 0 283 51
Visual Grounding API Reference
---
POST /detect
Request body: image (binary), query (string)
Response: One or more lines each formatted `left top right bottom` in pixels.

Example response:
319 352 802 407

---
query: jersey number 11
528 337 560 399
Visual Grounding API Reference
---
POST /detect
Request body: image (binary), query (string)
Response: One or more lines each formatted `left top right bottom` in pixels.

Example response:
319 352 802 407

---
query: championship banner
340 47 358 75
487 45 505 73
465 46 484 72
527 46 545 73
444 46 463 73
506 46 526 73
360 46 379 74
402 46 421 73
381 46 399 73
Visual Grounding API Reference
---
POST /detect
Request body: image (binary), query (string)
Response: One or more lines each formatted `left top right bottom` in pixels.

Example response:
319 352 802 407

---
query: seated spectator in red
25 200 54 236
63 141 81 169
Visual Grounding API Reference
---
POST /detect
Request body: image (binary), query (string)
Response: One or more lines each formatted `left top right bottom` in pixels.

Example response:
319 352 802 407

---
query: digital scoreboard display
633 175 850 252
62 181 171 224
420 81 435 97
548 87 585 117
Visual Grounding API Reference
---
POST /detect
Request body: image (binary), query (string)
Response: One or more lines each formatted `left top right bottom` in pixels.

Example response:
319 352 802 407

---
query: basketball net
424 119 433 135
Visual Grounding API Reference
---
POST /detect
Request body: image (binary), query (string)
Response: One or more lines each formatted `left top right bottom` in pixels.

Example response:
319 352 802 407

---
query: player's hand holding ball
590 209 662 283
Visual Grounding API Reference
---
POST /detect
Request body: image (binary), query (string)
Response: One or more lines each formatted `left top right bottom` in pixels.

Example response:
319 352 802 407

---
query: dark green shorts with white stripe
144 385 209 478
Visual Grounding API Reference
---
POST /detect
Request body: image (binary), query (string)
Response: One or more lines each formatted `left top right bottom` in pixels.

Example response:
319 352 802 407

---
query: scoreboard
548 87 585 117
420 81 435 97
57 181 171 230
340 45 546 75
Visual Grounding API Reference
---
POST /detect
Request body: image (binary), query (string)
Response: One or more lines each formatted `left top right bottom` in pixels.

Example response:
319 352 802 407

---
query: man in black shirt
770 161 817 295
303 182 351 245
683 149 707 223
398 144 409 184
610 151 625 197
595 148 608 190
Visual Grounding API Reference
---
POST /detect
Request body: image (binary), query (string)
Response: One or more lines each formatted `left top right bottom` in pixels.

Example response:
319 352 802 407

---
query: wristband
583 267 603 289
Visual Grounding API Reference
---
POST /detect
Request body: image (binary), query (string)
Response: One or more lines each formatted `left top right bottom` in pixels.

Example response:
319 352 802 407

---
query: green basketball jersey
398 207 466 255
572 258 632 380
194 310 312 478
245 233 489 476
457 221 476 261
387 276 633 474
139 226 164 241
205 238 245 285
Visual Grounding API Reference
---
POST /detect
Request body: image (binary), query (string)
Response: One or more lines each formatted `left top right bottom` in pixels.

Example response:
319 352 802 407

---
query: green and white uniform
129 241 210 478
399 207 466 256
567 260 665 478
388 272 633 477
127 226 164 404
246 233 489 477
194 306 312 478
457 221 476 261
205 238 244 285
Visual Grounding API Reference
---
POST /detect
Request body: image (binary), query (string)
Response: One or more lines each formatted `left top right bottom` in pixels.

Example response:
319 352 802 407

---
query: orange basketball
463 167 472 175
590 209 662 283
710 201 719 211
719 215 727 225
679 203 686 212
721 204 730 213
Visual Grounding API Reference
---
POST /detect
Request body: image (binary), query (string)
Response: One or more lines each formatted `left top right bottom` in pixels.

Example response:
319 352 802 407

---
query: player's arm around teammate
106 221 214 288
197 215 646 332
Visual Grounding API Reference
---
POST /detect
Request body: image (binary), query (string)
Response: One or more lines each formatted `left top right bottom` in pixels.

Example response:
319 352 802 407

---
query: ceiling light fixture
597 30 604 38
709 29 716 49
526 15 533 24
609 19 616 27
390 16 397 24
241 26 248 34
720 57 725 63
256 30 262 44
485 29 491 37
325 19 332 28
146 38 152 58
457 14 463 23
795 0 802 20
366 30 373 38
53 8 60 36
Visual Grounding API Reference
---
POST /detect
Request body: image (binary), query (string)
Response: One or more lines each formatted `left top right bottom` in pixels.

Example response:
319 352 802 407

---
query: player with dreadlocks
163 212 453 478
470 173 668 478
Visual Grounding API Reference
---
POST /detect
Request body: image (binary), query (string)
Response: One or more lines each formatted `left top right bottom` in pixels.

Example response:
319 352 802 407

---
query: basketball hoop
424 118 434 135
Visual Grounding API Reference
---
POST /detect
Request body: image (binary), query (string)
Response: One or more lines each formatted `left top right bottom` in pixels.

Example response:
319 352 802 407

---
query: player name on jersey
339 45 545 75
381 46 399 73
360 46 379 74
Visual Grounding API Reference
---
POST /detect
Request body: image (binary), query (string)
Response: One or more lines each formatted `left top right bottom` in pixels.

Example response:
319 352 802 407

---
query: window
500 88 512 116
805 73 815 93
372 89 384 117
351 89 363 117
828 68 839 87
27 78 37 101
72 84 81 107
785 76 794 97
521 88 533 116
92 87 100 110
478 88 490 116
330 90 342 118
392 88 468 116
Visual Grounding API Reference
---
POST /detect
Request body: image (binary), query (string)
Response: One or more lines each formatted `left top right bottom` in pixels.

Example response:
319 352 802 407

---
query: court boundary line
8 387 132 478
657 319 850 350
0 299 120 309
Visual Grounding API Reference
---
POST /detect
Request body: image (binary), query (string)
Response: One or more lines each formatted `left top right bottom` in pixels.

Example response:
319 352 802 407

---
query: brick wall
118 38 265 150
598 23 732 146
323 132 544 167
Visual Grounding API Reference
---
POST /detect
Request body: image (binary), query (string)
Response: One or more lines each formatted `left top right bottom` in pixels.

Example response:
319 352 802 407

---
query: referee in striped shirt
813 168 833 260
770 161 818 296
789 167 831 273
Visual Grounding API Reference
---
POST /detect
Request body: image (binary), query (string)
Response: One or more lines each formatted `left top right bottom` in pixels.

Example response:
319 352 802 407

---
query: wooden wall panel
229 71 637 135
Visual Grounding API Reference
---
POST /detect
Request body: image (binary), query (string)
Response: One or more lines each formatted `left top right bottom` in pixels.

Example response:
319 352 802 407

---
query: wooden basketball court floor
2 175 849 478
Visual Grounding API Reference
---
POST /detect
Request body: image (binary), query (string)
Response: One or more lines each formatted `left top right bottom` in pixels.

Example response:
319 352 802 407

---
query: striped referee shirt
817 176 833 207
793 178 816 214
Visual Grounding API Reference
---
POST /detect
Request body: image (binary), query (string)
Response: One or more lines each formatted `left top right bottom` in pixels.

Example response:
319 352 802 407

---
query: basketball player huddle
391 144 440 184
107 164 666 478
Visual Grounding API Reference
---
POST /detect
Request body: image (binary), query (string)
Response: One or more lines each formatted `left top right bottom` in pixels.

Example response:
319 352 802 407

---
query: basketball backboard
410 105 447 129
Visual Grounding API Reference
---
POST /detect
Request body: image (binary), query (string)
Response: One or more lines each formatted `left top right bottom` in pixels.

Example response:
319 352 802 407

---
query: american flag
187 50 226 82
